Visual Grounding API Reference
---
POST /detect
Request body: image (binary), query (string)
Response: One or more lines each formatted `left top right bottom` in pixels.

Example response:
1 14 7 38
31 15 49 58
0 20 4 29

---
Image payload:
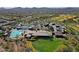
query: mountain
0 7 79 14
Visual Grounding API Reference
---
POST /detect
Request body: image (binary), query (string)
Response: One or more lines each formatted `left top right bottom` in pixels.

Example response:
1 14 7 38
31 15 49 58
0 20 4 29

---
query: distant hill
0 7 79 14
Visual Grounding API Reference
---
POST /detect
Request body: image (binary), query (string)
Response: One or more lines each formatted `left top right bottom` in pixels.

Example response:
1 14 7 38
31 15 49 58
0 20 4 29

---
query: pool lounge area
10 29 24 39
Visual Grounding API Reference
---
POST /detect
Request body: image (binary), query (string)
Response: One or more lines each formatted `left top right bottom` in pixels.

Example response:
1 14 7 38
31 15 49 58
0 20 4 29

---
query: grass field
32 38 64 52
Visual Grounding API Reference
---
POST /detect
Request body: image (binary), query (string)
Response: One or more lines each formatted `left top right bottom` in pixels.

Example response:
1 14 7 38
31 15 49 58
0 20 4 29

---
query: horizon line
0 7 79 9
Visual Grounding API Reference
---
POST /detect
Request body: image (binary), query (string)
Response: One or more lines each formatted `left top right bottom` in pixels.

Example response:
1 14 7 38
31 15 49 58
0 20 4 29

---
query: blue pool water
10 29 24 39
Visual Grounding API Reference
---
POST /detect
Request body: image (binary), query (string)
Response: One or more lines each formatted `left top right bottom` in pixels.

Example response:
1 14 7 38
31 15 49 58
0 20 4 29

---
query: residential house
48 23 66 37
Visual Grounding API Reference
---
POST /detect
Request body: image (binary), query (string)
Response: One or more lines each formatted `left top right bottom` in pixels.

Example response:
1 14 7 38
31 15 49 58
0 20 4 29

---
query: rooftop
25 30 52 37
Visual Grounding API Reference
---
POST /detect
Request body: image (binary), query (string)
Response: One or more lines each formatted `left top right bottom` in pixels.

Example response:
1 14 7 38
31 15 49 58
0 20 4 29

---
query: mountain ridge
0 7 79 14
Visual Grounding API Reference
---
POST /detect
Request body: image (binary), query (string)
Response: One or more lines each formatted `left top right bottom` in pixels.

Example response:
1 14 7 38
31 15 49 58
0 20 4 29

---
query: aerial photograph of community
0 7 79 52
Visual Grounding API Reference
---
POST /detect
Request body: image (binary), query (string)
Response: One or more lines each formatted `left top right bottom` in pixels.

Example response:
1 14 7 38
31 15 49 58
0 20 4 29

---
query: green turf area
32 38 64 52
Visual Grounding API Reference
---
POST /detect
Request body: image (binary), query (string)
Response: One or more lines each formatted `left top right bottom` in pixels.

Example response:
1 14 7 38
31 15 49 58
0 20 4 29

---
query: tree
0 31 4 37
56 45 73 52
75 43 79 51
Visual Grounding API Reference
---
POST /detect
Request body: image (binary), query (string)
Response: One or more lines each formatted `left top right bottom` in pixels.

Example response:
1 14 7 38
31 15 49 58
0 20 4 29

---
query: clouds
0 0 79 7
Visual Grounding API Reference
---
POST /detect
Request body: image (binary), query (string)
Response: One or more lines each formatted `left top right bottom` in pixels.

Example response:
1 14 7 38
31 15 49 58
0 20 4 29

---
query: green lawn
32 38 64 52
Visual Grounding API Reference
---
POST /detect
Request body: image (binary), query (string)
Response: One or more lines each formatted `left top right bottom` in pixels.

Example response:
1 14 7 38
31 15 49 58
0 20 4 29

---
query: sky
0 0 79 8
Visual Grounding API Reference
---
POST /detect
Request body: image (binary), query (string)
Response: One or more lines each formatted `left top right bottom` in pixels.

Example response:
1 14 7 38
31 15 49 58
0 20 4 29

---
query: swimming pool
10 29 24 39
